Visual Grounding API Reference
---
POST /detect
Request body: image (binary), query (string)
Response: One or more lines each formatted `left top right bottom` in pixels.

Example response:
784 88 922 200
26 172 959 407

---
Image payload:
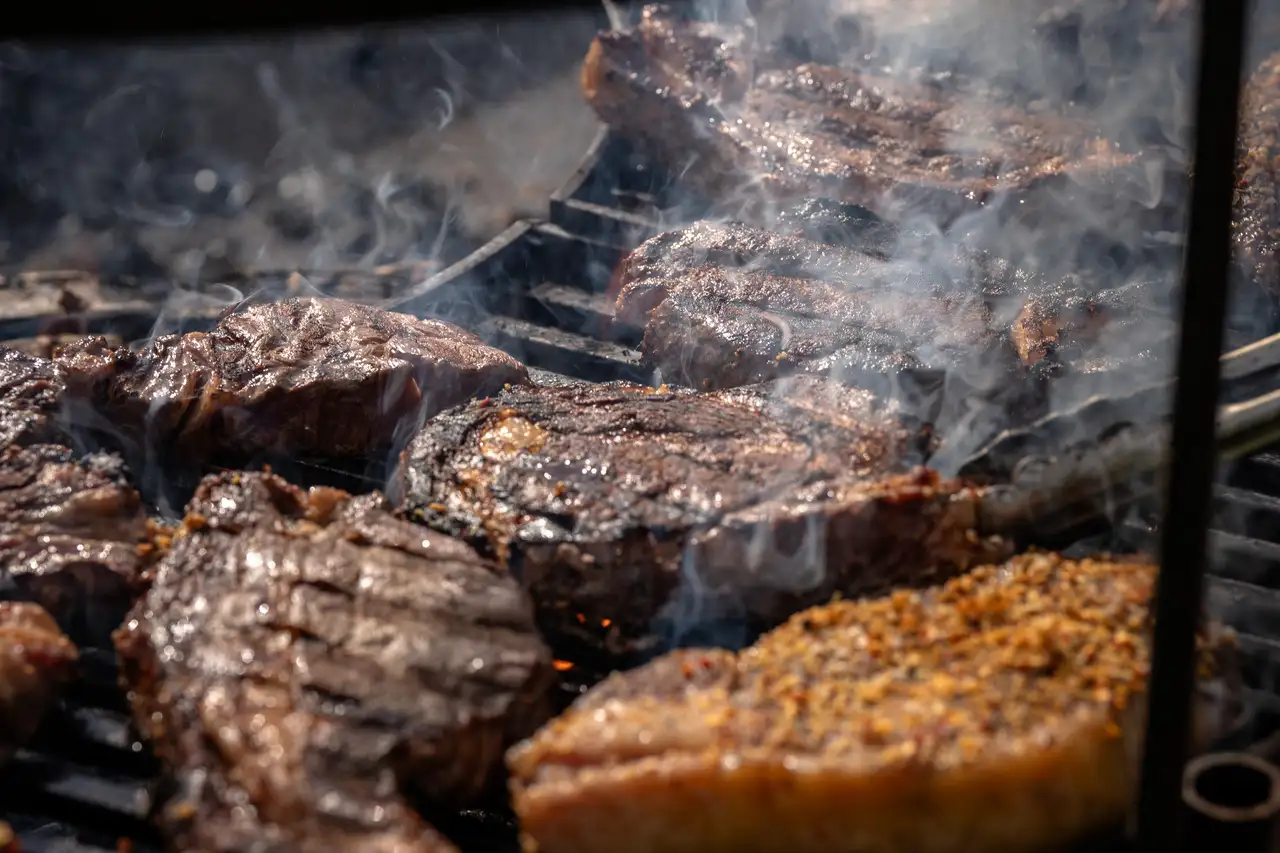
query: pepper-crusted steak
1234 51 1280 299
0 443 146 642
56 296 531 472
114 471 555 853
393 379 1007 667
582 4 1140 224
508 552 1239 853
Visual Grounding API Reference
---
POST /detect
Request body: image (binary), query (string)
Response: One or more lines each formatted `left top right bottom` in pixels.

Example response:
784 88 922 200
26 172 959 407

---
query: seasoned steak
0 345 66 449
613 220 1156 401
393 379 1007 667
583 4 1140 224
57 296 531 477
1235 51 1280 299
114 471 554 853
508 552 1240 853
0 444 146 642
0 601 78 764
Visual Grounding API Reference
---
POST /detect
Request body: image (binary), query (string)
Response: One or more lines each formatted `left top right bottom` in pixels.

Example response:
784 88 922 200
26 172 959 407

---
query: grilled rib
508 552 1240 853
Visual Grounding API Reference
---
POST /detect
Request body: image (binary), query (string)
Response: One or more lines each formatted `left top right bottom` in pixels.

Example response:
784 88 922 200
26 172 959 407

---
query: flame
553 659 575 672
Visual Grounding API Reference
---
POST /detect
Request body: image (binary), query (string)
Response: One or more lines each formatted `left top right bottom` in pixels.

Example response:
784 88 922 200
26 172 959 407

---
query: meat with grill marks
114 470 555 853
583 4 1142 224
508 552 1241 853
1235 51 1280 300
56 296 531 482
393 378 1007 668
0 345 67 449
613 220 1158 397
0 443 146 642
0 601 78 765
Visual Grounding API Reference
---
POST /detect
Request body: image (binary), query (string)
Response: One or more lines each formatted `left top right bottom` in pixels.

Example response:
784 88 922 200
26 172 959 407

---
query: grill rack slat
5 162 1280 853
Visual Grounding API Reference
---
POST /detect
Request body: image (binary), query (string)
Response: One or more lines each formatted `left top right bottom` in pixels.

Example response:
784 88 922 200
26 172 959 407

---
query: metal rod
1135 1 1249 850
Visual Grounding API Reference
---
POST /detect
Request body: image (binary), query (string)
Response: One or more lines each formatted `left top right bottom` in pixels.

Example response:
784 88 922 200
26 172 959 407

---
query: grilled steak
508 552 1239 853
114 471 554 853
0 602 78 764
1235 52 1280 300
613 220 1158 402
583 4 1140 224
56 297 531 484
0 345 66 449
393 379 1007 667
0 444 146 642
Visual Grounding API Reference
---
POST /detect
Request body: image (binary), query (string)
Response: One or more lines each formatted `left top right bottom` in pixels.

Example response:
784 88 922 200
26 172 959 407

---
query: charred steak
393 379 1007 667
0 601 78 765
57 296 531 474
508 552 1239 853
583 4 1139 223
0 444 146 642
114 471 554 853
0 345 66 449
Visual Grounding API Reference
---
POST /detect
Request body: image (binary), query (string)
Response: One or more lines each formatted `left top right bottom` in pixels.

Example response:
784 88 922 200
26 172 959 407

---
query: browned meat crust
393 379 1007 666
0 601 78 764
0 443 146 640
1235 52 1280 298
114 471 554 853
56 296 531 472
583 5 1139 223
508 552 1239 853
0 345 66 449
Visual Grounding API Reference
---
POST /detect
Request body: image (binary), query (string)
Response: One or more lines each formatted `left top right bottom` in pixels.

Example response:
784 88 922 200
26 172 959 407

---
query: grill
2 172 1279 851
0 0 1269 848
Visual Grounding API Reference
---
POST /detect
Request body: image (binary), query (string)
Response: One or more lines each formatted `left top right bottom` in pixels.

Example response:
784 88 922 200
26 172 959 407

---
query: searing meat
114 471 554 853
1235 51 1280 299
508 552 1240 853
614 220 1158 396
393 379 1007 667
0 444 146 641
0 345 66 449
0 602 78 764
583 5 1140 223
56 297 531 476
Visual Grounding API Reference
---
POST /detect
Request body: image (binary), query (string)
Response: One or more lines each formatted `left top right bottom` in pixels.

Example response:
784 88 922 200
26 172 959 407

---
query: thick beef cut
583 5 1140 223
0 601 78 764
508 552 1240 853
613 220 1154 396
0 345 66 448
393 379 1007 667
114 471 554 853
1235 52 1280 300
0 444 146 641
57 296 531 475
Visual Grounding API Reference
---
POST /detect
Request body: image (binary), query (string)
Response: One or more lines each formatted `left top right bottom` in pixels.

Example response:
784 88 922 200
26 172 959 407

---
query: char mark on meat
55 297 531 497
508 552 1240 853
113 471 554 853
0 601 78 765
0 345 68 449
0 443 146 643
582 4 1141 224
393 379 1006 668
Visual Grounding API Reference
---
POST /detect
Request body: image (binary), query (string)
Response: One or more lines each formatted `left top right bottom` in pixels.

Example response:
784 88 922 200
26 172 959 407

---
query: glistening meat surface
582 4 1140 223
56 296 531 473
0 345 67 449
0 601 78 765
509 552 1240 853
114 471 555 853
0 443 146 642
393 379 1006 667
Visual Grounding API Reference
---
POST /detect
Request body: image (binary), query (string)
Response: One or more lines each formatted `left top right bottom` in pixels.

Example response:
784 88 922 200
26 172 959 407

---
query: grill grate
4 142 1280 852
